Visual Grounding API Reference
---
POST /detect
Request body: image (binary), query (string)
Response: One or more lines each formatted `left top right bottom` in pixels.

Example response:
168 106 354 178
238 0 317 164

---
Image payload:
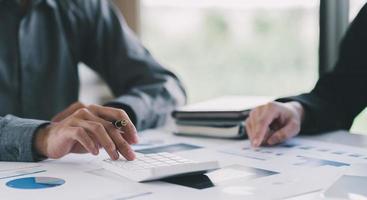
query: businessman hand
34 102 139 161
245 101 304 147
51 102 87 122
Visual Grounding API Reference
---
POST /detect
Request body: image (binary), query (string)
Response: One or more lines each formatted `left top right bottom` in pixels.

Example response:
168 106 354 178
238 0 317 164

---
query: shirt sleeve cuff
0 115 49 162
276 94 323 135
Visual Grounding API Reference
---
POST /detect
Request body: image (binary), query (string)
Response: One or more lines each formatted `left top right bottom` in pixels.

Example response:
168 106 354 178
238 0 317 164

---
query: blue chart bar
6 177 65 189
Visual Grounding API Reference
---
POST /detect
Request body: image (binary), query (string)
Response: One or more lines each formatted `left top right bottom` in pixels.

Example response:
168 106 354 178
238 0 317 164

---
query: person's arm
0 102 138 162
75 1 186 131
245 4 367 147
0 115 49 162
278 4 367 134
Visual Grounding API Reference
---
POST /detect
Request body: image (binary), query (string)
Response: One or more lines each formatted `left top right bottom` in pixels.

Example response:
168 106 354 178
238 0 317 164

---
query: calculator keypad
103 152 194 171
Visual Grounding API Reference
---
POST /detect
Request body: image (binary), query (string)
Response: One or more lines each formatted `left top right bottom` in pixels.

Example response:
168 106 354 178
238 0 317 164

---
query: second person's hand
245 101 305 147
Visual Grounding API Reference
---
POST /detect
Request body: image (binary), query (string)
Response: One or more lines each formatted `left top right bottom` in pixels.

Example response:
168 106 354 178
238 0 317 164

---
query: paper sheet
219 138 367 173
0 159 151 200
210 138 367 199
2 136 366 200
215 166 345 200
0 162 44 180
320 163 367 200
0 162 41 172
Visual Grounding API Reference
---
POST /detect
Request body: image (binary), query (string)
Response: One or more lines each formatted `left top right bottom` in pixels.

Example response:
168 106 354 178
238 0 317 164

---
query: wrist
286 101 305 122
34 125 51 158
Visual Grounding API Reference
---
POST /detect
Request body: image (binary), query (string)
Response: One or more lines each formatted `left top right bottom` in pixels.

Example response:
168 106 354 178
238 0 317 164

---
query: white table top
1 128 365 200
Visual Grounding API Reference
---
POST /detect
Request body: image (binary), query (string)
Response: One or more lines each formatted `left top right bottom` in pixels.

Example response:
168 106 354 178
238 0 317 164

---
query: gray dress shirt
0 0 186 162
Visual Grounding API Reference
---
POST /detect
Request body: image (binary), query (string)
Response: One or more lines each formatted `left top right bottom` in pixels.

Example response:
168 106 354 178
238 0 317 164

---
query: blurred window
79 0 367 134
140 0 319 103
350 0 367 20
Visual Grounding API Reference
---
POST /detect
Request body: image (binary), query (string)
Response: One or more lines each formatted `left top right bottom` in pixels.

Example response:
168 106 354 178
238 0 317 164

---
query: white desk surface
1 128 365 200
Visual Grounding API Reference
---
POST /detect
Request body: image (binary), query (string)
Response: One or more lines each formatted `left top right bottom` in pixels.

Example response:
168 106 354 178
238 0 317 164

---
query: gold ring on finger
113 119 129 129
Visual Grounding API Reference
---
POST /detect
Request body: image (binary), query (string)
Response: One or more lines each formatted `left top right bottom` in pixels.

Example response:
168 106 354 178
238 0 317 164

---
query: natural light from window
141 0 319 103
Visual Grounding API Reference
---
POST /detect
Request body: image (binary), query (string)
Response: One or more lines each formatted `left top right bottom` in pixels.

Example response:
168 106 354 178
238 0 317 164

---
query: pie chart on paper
6 177 65 189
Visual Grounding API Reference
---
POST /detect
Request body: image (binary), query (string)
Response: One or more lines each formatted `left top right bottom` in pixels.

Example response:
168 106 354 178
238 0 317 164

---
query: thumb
266 119 300 145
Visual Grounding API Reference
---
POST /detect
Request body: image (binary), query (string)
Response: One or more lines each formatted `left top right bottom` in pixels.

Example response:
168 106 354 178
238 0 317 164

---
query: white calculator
101 152 219 182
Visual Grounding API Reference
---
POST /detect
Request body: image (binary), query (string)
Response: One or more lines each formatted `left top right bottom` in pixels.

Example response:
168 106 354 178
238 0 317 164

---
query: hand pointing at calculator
34 102 139 161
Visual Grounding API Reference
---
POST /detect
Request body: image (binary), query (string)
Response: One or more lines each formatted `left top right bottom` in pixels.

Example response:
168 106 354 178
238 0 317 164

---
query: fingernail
252 139 259 147
133 135 139 144
128 150 136 160
114 151 119 160
251 139 256 147
93 148 99 155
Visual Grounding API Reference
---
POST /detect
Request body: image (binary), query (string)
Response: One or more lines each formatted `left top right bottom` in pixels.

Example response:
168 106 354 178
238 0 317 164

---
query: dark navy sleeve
277 4 367 134
78 0 186 130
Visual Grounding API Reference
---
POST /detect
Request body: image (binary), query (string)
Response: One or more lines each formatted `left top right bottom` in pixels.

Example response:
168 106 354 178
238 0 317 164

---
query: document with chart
0 158 151 200
220 138 367 172
213 138 367 199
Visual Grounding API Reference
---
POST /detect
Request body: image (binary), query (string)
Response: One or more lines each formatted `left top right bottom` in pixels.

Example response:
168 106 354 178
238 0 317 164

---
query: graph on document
220 138 367 168
220 140 302 161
